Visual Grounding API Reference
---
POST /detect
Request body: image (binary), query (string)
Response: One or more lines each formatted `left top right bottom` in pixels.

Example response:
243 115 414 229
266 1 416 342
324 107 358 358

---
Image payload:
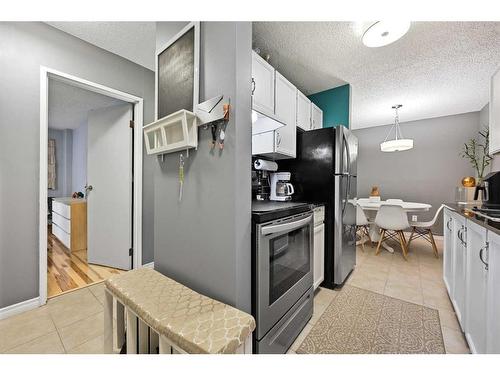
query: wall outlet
412 215 418 222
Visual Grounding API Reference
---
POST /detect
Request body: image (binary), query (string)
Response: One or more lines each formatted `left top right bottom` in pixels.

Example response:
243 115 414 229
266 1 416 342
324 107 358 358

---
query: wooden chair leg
364 226 373 247
407 227 415 249
428 229 439 258
375 229 386 256
359 228 365 252
398 231 408 260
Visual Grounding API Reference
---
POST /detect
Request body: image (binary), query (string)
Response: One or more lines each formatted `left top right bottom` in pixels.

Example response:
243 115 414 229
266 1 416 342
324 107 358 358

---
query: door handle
261 215 311 236
446 218 452 231
276 132 282 146
479 242 489 271
251 78 256 95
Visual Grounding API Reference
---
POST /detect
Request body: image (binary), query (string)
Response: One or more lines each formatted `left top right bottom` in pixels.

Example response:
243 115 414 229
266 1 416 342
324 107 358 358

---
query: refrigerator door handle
343 131 351 176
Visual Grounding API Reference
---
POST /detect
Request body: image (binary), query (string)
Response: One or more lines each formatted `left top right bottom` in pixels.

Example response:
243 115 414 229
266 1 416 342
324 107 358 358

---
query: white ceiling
46 22 156 70
253 22 500 129
48 79 124 130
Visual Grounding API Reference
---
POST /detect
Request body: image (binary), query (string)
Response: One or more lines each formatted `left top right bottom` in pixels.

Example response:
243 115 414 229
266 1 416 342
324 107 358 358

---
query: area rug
297 285 445 354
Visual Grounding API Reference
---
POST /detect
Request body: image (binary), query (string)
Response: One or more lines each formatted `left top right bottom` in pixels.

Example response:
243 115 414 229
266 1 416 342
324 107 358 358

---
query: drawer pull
479 242 489 271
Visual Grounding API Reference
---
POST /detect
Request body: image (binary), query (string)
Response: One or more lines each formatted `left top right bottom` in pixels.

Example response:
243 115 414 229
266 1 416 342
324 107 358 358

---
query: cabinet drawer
52 222 71 249
52 200 71 220
52 211 71 233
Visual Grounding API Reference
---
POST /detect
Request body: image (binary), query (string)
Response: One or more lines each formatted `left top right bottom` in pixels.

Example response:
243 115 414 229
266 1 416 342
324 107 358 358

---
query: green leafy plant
460 127 493 183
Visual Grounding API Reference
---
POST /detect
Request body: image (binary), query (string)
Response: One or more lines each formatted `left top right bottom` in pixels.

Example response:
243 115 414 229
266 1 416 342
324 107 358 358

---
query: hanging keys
210 123 217 149
178 153 184 202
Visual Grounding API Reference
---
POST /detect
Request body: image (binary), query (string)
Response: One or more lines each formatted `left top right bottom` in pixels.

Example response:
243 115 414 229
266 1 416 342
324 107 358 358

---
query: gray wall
0 22 155 309
72 122 87 193
353 111 480 234
47 128 73 198
153 22 252 312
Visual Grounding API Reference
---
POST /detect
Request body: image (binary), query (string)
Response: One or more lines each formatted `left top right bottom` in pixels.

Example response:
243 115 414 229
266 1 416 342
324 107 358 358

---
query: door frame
39 66 144 305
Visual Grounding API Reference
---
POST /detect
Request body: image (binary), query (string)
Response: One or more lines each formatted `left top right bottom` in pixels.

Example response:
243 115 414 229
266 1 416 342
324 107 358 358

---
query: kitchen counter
444 203 500 236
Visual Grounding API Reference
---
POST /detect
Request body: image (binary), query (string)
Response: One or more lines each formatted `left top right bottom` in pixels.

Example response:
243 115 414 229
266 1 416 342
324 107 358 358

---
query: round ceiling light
362 21 411 48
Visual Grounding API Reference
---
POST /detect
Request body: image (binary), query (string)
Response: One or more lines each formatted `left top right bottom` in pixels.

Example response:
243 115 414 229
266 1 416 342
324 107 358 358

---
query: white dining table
356 199 432 253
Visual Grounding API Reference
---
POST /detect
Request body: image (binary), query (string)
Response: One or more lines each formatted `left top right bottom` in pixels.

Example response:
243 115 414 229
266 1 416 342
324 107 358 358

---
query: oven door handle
261 216 312 236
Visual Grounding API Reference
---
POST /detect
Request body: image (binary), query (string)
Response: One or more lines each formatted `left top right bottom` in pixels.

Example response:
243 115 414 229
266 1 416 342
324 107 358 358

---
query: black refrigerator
280 126 358 288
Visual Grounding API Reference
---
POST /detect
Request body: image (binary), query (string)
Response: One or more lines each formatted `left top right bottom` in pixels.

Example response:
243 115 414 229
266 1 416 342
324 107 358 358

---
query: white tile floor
0 237 469 354
288 236 470 354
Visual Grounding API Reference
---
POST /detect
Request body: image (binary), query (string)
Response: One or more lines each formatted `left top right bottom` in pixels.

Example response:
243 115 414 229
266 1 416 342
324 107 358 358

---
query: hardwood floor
47 226 125 298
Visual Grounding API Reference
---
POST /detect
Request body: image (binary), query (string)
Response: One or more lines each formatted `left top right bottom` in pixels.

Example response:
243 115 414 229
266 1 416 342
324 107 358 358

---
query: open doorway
40 68 144 302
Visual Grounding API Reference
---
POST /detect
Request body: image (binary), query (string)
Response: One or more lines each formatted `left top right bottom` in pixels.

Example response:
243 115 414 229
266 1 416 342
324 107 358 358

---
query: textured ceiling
47 22 156 70
253 22 500 129
48 79 125 130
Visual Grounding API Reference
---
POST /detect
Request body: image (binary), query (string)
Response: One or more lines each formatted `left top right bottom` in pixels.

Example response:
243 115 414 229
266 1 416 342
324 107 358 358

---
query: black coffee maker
474 171 500 208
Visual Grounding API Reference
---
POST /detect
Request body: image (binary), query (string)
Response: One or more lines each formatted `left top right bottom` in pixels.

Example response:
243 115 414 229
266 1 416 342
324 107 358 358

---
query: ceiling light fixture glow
362 21 411 48
380 104 414 152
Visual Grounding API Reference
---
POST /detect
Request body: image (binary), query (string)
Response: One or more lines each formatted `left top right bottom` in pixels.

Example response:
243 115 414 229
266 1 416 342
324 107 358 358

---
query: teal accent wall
308 84 350 128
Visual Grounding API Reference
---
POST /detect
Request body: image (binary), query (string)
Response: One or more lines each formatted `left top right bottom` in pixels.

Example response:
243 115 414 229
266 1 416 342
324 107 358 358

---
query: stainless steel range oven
252 203 314 353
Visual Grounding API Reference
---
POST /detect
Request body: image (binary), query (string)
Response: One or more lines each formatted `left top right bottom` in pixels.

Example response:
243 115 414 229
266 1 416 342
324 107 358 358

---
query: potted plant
460 127 493 185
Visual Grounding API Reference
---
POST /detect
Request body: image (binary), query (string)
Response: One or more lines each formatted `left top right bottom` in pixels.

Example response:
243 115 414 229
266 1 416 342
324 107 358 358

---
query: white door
274 71 297 158
465 220 488 353
87 103 133 270
443 209 454 295
451 213 467 329
252 51 275 117
296 91 311 131
311 103 323 130
487 230 500 353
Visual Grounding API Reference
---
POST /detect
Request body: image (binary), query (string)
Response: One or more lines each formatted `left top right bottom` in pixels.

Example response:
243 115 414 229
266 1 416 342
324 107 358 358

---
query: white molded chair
407 204 444 258
374 204 410 260
356 204 372 251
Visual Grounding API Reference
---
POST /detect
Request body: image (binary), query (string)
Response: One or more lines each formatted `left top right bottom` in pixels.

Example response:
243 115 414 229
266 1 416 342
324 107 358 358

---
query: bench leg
115 300 125 352
126 308 138 354
159 335 172 354
235 335 252 354
149 330 159 354
138 319 149 354
104 289 114 354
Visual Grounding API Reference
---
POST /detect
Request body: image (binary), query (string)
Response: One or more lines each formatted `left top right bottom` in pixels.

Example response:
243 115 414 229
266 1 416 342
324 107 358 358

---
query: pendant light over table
380 104 414 152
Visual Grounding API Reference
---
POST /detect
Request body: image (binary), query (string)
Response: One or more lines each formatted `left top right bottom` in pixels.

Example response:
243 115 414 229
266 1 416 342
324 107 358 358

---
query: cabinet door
296 91 311 131
311 103 323 130
252 51 275 117
487 230 500 353
443 209 454 295
274 71 297 158
313 223 325 290
465 220 488 353
451 213 467 329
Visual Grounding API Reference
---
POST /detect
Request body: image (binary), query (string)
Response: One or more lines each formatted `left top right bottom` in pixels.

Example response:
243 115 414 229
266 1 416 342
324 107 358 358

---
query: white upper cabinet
490 68 500 155
311 103 323 130
465 220 489 354
274 71 297 158
296 91 311 131
251 51 275 117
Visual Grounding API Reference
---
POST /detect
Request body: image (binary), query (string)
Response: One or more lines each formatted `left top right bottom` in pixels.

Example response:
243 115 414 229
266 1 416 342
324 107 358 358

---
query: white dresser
51 197 87 252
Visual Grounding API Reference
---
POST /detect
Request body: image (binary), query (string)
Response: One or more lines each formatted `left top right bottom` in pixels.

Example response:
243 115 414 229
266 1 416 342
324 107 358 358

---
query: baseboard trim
0 297 40 320
142 262 154 269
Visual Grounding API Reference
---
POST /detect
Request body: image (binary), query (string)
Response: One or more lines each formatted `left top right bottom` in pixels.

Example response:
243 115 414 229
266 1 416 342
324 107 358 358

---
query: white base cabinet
443 206 500 353
465 220 488 354
487 230 500 353
313 223 325 290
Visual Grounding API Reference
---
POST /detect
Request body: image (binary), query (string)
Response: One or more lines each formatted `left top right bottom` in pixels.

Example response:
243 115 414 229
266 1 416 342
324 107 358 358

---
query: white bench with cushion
104 268 255 354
